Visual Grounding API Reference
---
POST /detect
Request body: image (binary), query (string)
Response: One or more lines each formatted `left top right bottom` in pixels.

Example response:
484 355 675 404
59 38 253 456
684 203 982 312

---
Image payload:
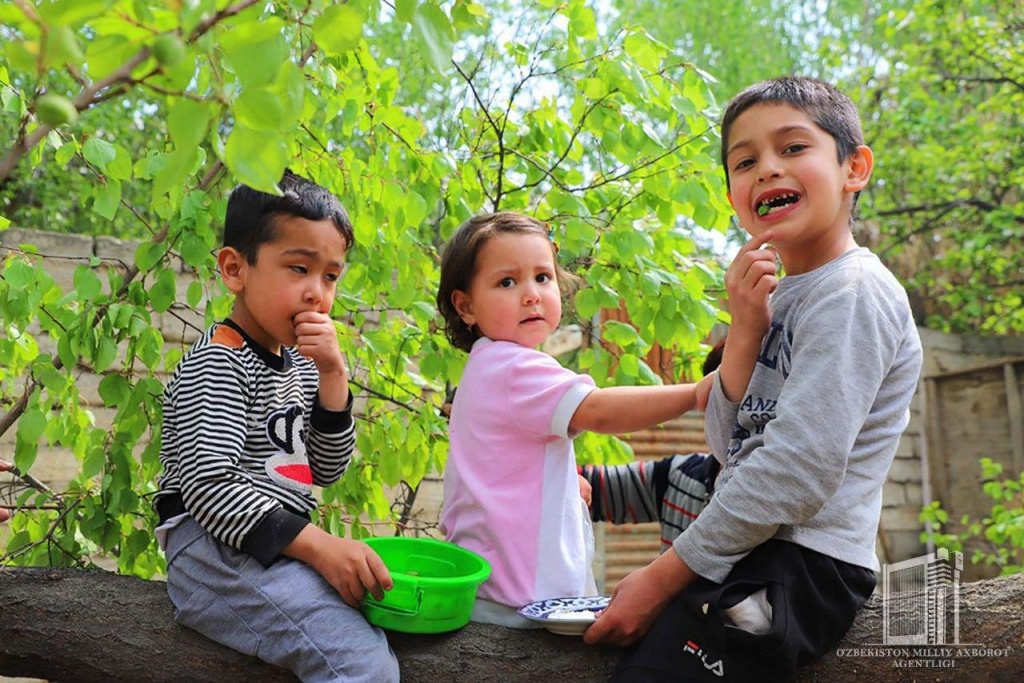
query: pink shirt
440 338 597 608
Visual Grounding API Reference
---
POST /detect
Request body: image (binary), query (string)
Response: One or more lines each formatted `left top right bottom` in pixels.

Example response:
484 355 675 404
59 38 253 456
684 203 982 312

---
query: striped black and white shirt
155 319 355 566
582 453 718 551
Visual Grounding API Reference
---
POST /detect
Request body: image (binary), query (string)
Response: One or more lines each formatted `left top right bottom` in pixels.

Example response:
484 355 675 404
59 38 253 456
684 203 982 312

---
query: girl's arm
570 373 714 434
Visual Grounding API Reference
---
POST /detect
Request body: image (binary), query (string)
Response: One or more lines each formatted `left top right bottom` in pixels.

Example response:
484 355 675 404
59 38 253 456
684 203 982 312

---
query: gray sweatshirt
674 247 922 583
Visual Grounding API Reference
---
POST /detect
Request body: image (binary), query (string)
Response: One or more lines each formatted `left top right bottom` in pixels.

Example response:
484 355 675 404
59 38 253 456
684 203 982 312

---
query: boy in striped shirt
154 171 398 682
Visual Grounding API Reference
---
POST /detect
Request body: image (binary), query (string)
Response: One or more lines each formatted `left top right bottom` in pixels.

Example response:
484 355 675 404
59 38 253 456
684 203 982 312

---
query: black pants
612 540 876 682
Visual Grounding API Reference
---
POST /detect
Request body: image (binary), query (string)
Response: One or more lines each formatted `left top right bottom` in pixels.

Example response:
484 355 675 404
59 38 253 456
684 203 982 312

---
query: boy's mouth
520 313 546 325
755 189 802 217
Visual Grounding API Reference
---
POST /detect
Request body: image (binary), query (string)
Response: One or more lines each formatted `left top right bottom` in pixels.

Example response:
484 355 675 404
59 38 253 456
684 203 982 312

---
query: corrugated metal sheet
599 412 709 592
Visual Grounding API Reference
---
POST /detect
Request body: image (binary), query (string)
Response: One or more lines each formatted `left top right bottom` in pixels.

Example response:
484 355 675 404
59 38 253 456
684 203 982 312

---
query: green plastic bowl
361 536 491 634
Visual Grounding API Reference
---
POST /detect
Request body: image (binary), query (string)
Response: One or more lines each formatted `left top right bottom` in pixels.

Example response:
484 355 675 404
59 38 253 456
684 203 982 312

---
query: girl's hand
578 473 593 508
695 371 716 412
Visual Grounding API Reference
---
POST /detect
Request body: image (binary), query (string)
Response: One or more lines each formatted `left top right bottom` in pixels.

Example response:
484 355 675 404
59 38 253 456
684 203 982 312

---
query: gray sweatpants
164 516 399 682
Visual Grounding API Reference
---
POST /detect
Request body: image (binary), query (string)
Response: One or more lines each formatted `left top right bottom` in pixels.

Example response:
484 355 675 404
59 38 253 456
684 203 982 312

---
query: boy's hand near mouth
294 311 350 410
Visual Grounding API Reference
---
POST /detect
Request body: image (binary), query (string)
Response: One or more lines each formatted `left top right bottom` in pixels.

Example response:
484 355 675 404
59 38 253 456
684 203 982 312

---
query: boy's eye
290 265 308 274
498 277 515 288
784 144 807 154
732 159 753 171
536 273 552 284
325 272 339 282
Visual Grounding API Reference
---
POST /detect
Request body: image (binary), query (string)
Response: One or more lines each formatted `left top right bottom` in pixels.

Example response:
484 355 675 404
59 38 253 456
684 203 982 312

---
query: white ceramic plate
517 596 611 636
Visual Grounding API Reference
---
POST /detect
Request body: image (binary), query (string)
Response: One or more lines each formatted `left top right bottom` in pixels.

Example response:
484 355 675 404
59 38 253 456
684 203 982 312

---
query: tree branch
0 0 261 184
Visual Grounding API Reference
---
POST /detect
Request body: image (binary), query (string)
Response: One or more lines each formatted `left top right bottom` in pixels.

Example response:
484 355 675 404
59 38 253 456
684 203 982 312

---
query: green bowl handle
369 575 422 615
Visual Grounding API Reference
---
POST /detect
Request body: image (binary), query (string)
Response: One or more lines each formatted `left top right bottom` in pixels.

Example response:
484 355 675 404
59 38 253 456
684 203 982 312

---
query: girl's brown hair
437 212 581 352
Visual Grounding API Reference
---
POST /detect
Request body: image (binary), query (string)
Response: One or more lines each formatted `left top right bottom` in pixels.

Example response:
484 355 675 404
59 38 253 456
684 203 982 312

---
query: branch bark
1 568 1022 682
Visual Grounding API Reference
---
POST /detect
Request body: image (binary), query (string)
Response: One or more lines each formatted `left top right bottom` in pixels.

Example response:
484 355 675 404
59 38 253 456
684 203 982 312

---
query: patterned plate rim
517 595 611 621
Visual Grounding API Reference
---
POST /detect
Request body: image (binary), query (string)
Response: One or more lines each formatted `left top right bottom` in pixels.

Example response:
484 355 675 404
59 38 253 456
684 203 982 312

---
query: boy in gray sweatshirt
585 77 923 682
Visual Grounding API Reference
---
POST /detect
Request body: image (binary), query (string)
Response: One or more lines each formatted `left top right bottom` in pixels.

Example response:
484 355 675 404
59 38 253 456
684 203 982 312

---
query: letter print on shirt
265 404 313 492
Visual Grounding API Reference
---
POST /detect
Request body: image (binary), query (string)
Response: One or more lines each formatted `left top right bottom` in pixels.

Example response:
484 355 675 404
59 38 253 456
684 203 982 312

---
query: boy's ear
726 192 735 211
844 145 874 193
451 290 475 326
217 247 247 293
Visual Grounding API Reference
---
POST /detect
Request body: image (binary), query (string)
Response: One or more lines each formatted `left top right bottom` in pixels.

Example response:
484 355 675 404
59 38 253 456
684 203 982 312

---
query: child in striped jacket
154 171 398 683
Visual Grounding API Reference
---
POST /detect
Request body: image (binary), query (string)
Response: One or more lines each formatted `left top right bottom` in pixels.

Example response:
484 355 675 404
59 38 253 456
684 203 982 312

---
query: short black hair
720 77 865 204
437 212 580 353
702 338 726 376
224 170 354 263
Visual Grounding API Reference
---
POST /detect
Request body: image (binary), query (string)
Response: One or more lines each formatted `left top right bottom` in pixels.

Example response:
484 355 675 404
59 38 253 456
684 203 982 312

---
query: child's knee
368 643 400 683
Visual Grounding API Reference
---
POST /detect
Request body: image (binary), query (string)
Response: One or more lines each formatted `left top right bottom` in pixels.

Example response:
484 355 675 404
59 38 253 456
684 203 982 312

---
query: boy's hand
283 524 393 608
312 534 394 609
583 550 696 647
578 473 593 508
725 231 777 338
294 311 347 376
294 311 350 411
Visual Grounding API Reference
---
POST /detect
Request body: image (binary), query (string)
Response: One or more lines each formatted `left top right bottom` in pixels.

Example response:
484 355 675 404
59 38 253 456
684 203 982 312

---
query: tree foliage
851 1 1024 334
611 0 1023 334
0 1 729 573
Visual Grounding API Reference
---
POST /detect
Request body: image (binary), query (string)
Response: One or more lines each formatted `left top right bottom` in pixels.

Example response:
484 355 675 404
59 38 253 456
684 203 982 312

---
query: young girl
436 212 716 628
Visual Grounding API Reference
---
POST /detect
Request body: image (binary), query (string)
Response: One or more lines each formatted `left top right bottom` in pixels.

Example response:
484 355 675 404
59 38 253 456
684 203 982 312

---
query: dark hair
702 338 726 376
437 212 580 352
224 169 354 263
720 76 865 208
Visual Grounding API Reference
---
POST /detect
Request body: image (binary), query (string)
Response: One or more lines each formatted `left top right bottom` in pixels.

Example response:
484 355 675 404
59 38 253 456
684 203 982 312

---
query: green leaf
134 242 167 271
603 320 644 348
106 145 133 181
54 140 77 166
180 234 209 268
94 335 117 372
149 267 177 312
395 0 418 22
225 125 287 195
93 179 121 219
167 100 211 150
313 4 364 55
624 32 660 72
220 17 288 87
186 280 204 308
412 3 454 72
138 328 163 369
404 191 428 226
17 406 47 446
4 259 33 289
239 90 290 136
73 265 102 301
83 137 116 171
98 374 130 407
82 446 106 479
619 352 639 377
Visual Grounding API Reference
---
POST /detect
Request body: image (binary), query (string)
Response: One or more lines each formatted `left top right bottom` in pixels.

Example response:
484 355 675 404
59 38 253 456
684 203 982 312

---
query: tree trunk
1 568 1022 682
